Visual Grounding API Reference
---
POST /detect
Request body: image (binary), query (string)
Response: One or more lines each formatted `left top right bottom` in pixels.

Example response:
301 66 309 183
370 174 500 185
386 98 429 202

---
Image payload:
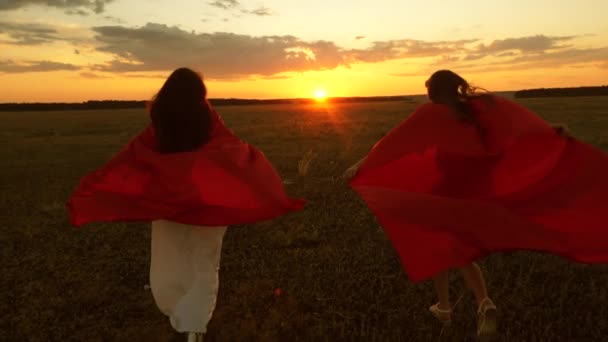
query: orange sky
1 0 607 102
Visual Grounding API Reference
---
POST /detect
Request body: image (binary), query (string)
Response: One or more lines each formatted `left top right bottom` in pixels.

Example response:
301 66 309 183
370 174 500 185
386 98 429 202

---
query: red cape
350 96 608 282
68 107 305 227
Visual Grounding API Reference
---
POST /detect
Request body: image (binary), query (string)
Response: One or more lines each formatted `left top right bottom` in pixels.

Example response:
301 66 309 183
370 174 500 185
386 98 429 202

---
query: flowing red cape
68 108 305 227
350 96 608 282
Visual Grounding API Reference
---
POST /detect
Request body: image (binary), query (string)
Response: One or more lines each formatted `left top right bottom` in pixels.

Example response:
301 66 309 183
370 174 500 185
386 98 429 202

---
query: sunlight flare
313 88 327 101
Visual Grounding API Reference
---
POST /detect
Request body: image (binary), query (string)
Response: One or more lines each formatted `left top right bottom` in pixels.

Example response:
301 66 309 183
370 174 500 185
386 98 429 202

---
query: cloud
89 24 607 80
346 39 476 63
208 0 239 10
248 6 272 16
0 0 114 13
463 53 486 61
475 35 575 54
103 15 125 24
4 20 600 80
432 46 608 74
355 36 365 40
0 19 91 46
0 20 60 45
91 23 344 78
79 71 111 78
424 34 608 76
439 55 461 63
65 9 89 16
210 1 274 17
501 46 608 68
496 51 517 57
0 60 80 73
121 73 167 79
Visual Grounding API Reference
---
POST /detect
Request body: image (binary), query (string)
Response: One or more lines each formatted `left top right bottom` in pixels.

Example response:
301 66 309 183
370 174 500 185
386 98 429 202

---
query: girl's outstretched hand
342 156 366 180
552 123 571 137
342 164 360 180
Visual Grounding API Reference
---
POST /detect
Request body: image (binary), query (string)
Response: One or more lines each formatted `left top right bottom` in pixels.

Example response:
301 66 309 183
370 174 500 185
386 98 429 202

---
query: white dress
149 220 227 334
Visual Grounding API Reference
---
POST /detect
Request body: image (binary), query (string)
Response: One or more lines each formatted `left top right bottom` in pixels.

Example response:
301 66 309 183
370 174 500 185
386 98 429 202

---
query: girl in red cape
345 70 608 340
67 68 304 340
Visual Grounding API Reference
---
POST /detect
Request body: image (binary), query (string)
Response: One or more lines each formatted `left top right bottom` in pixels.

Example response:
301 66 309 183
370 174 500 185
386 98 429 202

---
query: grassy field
2 96 608 341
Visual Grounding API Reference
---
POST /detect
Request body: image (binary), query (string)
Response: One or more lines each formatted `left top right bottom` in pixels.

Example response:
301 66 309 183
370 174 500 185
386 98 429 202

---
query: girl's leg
430 270 452 323
432 270 451 310
186 333 204 342
458 263 497 339
457 262 488 305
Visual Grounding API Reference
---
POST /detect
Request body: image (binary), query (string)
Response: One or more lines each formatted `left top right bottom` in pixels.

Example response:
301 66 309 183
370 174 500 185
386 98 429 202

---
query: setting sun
313 88 328 101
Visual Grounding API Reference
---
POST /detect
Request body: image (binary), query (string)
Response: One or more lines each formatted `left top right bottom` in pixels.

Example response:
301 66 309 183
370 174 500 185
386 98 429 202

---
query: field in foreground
2 97 608 341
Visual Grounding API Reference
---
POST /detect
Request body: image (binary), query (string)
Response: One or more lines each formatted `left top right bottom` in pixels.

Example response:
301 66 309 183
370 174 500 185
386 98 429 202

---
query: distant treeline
0 96 413 112
514 86 608 98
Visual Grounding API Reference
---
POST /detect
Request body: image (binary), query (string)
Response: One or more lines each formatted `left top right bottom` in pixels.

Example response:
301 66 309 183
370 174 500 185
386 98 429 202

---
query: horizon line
2 85 607 104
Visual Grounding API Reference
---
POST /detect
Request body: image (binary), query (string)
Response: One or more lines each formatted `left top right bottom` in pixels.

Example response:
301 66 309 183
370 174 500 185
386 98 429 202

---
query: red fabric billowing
350 96 608 282
68 107 305 227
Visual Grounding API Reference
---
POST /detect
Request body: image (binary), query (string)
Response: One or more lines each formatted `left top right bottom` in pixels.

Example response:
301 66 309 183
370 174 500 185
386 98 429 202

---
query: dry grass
2 97 608 341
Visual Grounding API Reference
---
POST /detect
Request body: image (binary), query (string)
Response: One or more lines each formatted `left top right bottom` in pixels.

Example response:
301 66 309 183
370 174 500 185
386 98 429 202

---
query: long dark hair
425 70 491 125
150 68 212 153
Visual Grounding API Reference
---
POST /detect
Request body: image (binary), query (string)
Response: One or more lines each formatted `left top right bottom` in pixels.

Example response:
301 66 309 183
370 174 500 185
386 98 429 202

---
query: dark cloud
475 35 575 54
390 35 608 78
90 23 344 78
347 39 476 63
65 9 89 16
4 20 601 79
0 20 60 45
89 25 607 79
426 35 608 75
210 1 274 17
0 60 80 73
355 36 365 40
501 46 608 68
433 46 608 74
0 0 114 13
208 0 239 10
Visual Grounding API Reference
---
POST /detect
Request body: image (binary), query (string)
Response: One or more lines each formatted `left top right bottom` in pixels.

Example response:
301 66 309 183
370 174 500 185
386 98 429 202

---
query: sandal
476 298 497 341
429 303 452 325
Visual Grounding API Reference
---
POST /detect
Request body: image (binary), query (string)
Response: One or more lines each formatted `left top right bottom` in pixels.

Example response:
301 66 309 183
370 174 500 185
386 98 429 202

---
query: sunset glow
313 89 327 101
0 0 607 102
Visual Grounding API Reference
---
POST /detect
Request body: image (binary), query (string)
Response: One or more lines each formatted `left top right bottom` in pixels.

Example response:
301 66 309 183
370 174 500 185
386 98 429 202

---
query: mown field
2 96 607 341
